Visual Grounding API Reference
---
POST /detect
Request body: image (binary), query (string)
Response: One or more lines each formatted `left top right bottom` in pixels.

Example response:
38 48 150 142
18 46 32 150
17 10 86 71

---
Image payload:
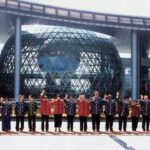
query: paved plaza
0 121 149 150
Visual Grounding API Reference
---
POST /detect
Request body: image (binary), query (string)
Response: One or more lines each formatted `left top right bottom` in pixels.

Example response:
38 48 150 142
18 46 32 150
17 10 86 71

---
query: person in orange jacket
39 90 51 132
52 94 64 132
77 95 90 132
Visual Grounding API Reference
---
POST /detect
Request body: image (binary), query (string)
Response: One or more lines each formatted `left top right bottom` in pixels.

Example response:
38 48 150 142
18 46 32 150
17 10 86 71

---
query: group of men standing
15 95 37 132
39 90 65 132
0 90 150 133
1 95 37 132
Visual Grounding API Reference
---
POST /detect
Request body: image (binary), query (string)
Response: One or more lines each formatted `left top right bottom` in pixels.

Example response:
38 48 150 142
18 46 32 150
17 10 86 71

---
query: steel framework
0 26 122 98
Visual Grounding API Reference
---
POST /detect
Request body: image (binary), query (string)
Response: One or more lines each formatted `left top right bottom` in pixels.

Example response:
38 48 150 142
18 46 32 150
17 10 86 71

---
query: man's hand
140 95 143 100
116 91 119 98
128 97 132 102
104 94 107 100
42 90 45 94
92 96 95 101
41 90 45 95
65 94 68 99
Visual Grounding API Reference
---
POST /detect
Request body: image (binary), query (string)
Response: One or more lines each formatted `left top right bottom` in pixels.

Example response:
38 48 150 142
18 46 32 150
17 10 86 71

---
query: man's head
69 95 73 100
140 95 144 100
132 100 138 105
19 95 24 102
94 91 99 97
5 97 8 103
44 94 48 100
28 95 33 101
144 95 148 101
56 94 61 100
81 95 86 100
120 96 125 102
108 94 112 100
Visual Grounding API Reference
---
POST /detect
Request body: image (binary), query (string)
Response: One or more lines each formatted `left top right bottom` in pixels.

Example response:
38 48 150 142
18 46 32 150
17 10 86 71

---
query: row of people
1 95 37 132
0 91 150 132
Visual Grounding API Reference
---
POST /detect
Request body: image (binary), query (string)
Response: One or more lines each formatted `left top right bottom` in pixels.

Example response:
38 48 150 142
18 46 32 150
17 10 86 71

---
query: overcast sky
23 0 150 17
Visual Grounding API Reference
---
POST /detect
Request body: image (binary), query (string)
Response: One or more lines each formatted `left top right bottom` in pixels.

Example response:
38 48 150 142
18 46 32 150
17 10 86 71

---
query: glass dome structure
0 26 122 98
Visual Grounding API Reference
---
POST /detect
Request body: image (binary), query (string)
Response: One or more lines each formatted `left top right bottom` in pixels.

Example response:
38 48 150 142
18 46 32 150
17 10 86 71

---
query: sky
22 0 150 17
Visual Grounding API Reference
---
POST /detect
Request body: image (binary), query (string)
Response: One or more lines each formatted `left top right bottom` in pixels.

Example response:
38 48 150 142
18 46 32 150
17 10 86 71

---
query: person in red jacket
52 94 64 132
39 90 51 132
130 100 140 131
77 95 90 132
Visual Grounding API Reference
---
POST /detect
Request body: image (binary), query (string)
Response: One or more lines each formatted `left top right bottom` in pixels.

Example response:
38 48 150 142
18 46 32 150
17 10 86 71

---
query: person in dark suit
139 95 150 131
117 96 129 132
104 94 116 132
64 94 76 132
27 95 37 132
90 91 103 132
15 95 27 132
1 97 12 132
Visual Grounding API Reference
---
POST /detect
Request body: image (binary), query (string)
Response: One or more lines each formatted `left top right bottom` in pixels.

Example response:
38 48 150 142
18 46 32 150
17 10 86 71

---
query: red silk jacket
52 99 65 115
77 99 90 117
39 95 51 116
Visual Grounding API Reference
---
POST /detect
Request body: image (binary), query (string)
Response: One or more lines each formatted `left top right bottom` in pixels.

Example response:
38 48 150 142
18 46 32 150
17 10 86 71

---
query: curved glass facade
0 26 122 98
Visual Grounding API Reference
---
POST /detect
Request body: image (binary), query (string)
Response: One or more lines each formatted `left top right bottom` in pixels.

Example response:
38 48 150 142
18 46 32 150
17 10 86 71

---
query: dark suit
1 102 12 131
90 96 103 131
104 99 116 131
65 99 76 131
140 100 150 131
27 101 37 131
117 100 129 131
15 101 27 131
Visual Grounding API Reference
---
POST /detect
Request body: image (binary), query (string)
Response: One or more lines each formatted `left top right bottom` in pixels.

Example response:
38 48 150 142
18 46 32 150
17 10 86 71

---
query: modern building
0 26 122 98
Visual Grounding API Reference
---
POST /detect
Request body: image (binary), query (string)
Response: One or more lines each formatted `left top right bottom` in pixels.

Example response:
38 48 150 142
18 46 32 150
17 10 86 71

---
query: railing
0 0 150 29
